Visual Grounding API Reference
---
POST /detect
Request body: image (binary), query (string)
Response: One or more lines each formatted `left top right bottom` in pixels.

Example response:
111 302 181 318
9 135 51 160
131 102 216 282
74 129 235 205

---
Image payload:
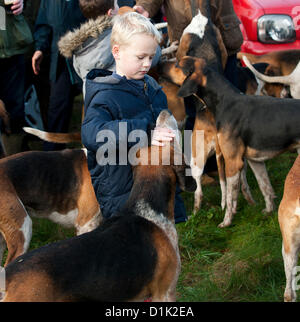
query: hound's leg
0 194 32 266
0 233 6 265
215 144 226 210
191 157 204 213
279 212 300 302
282 242 299 302
217 136 245 227
218 170 241 228
190 128 207 213
240 160 256 206
247 160 275 213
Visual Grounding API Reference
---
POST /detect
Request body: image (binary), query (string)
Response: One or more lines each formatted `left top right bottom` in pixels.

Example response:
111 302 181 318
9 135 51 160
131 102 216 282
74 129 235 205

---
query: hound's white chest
48 209 78 228
183 9 208 38
135 201 178 252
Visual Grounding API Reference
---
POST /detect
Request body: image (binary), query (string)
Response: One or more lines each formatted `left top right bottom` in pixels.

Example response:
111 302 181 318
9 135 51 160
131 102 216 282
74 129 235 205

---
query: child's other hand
151 127 175 146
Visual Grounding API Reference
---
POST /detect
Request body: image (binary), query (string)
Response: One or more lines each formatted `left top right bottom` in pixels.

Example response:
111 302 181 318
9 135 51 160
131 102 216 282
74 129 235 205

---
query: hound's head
133 109 196 194
163 56 207 98
134 144 197 195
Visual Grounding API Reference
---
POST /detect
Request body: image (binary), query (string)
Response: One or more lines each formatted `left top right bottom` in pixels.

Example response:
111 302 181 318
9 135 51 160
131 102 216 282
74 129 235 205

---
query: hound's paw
218 220 231 228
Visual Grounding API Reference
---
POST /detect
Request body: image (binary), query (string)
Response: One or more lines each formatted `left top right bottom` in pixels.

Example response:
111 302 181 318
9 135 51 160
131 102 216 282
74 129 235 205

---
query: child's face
112 34 158 80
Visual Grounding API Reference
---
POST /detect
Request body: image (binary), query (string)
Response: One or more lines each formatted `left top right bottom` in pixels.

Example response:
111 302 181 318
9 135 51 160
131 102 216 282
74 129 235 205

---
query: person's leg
0 54 26 155
224 54 239 88
43 60 75 151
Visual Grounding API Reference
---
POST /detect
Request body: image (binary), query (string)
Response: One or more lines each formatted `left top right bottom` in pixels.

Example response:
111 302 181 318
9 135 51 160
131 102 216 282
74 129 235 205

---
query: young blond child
81 12 188 223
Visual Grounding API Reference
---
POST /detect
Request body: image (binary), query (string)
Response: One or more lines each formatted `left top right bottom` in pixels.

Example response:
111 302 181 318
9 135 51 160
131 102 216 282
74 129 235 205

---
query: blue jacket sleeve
81 103 150 153
34 0 52 53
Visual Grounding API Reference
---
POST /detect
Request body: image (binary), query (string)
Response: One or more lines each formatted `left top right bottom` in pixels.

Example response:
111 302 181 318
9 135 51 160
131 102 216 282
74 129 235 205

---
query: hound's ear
177 73 206 98
173 163 197 192
177 76 198 98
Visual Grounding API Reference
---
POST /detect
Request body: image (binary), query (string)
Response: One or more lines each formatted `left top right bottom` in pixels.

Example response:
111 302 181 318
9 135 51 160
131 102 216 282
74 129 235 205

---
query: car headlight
257 15 295 43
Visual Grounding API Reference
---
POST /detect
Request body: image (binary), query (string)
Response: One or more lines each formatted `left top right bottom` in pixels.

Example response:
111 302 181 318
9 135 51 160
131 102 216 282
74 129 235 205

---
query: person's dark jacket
81 69 167 219
34 0 85 82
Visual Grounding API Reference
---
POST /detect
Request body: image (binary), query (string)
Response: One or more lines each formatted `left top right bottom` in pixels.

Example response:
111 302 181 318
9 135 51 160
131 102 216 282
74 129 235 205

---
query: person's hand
133 5 149 18
11 0 23 15
161 41 179 56
151 127 175 146
32 50 43 75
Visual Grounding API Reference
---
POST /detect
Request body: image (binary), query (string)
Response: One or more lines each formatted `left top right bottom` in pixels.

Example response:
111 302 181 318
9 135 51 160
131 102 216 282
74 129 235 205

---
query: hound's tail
237 51 278 66
23 127 82 143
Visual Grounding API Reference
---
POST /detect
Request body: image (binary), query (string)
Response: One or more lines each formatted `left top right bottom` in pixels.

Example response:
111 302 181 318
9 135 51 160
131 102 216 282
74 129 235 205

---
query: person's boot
1 133 26 156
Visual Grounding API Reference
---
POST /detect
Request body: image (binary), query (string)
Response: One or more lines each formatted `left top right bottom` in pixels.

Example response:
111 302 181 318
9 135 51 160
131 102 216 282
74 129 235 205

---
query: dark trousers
43 58 76 151
0 54 26 134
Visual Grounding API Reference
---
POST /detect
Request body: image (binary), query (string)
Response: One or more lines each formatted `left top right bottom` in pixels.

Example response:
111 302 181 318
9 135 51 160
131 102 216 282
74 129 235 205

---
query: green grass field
177 151 298 302
2 96 299 302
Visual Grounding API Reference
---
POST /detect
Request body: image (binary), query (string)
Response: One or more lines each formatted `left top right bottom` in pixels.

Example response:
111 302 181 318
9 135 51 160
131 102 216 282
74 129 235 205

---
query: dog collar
192 93 207 110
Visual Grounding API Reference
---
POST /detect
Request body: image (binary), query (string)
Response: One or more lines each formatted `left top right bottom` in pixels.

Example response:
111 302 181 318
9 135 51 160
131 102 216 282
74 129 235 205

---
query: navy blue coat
34 0 85 82
82 69 167 219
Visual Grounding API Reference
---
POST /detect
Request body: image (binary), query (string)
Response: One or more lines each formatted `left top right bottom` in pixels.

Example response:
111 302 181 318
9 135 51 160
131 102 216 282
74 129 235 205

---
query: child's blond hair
111 12 162 47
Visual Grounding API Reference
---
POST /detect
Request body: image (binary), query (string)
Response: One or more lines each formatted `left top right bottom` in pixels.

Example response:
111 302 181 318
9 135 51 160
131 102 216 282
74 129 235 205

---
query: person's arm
32 0 51 75
134 0 164 18
82 102 175 152
81 102 150 153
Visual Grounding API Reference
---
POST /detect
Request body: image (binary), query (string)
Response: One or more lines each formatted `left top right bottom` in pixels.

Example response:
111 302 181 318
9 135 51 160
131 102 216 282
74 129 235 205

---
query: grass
176 151 297 302
2 95 298 302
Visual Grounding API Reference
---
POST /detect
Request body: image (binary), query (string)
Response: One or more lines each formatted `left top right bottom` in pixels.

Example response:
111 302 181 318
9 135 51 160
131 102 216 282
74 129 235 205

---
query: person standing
32 0 85 151
0 0 33 155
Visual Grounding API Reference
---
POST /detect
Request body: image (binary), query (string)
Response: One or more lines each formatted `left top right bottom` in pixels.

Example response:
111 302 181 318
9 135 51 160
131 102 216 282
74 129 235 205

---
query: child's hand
151 127 175 146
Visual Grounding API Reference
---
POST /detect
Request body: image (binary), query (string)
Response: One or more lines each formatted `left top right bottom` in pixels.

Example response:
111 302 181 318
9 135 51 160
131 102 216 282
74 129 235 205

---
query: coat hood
58 15 113 58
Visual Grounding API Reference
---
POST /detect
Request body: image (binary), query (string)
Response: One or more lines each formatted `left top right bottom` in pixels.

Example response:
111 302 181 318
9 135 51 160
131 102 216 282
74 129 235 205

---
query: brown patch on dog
75 156 101 231
262 65 286 97
118 6 135 15
278 155 300 254
3 268 68 302
0 174 28 266
217 129 245 177
176 33 192 61
148 226 178 301
238 50 300 76
192 108 216 165
160 79 186 127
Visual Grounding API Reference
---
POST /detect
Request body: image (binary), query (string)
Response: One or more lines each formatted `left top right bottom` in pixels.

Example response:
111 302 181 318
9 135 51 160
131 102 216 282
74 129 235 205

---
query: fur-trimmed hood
58 15 115 98
58 15 113 58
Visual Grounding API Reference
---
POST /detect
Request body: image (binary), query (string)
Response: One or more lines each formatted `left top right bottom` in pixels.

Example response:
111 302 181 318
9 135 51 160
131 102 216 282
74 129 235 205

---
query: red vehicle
233 0 300 55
